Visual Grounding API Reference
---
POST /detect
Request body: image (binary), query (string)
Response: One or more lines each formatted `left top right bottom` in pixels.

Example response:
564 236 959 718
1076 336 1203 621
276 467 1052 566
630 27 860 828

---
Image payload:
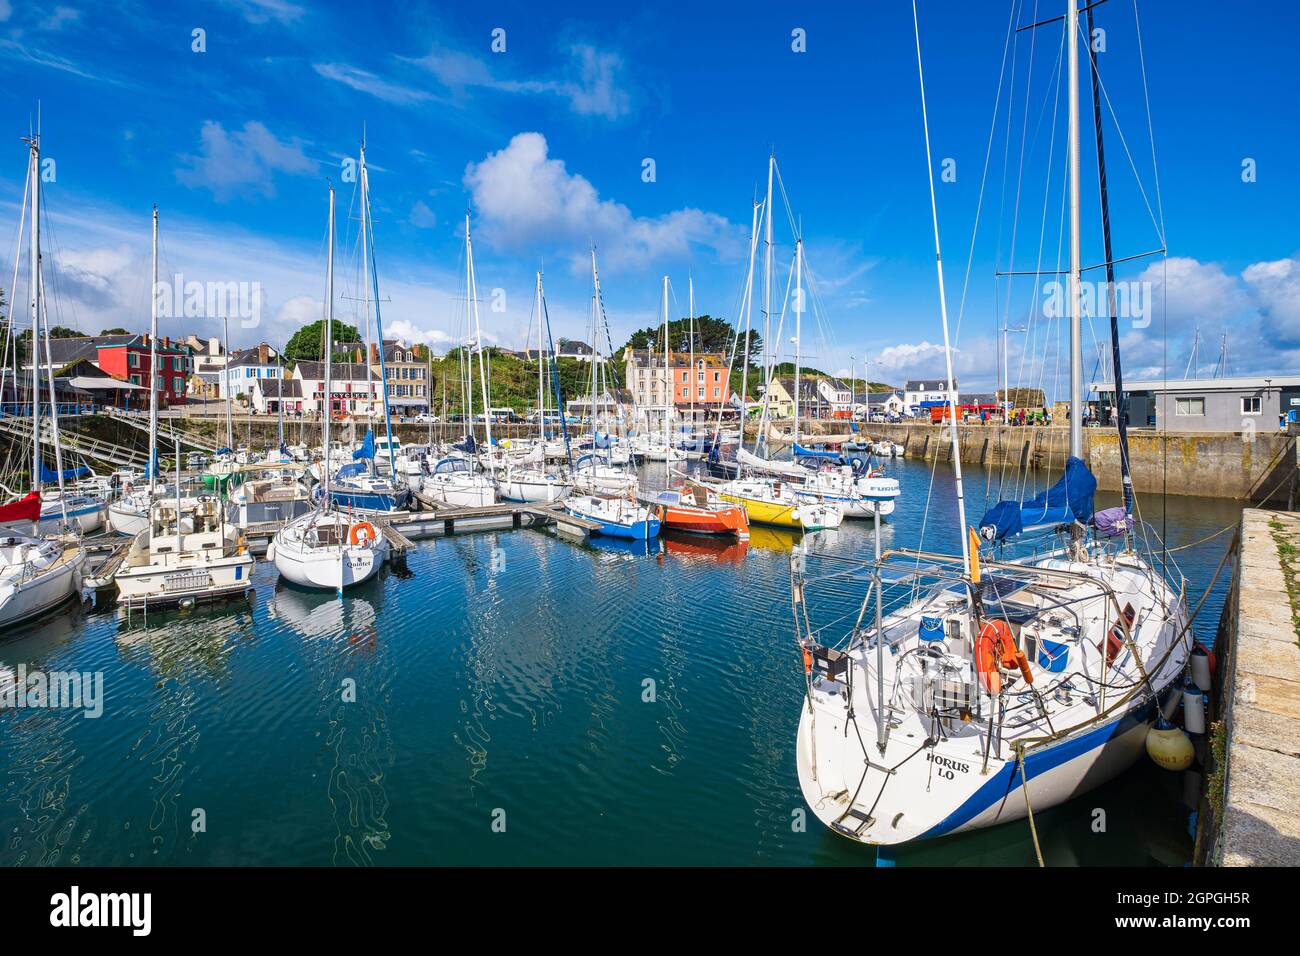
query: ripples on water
0 459 1240 866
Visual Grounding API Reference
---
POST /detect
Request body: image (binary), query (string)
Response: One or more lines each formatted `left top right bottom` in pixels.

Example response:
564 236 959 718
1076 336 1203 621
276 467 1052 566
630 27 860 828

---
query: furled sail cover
352 430 375 460
39 463 91 483
978 456 1097 542
0 491 41 524
793 442 841 460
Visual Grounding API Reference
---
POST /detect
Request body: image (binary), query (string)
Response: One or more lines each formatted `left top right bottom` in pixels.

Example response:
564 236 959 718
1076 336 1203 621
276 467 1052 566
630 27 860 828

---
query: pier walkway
1213 508 1300 865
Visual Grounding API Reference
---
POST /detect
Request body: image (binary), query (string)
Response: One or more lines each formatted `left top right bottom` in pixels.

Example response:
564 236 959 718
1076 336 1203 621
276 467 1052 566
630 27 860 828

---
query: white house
864 390 906 417
220 343 282 400
816 378 854 418
251 378 304 416
903 378 957 414
291 360 382 416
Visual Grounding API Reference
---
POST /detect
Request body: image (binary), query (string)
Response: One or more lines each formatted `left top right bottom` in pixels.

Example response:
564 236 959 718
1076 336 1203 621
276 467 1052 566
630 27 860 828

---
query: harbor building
1091 375 1300 433
623 348 729 424
32 332 192 408
902 377 957 414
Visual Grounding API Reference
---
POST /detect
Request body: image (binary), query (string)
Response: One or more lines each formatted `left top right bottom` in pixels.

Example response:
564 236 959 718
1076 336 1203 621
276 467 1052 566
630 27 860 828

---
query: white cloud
1244 255 1300 347
1137 255 1250 330
175 120 316 201
40 6 79 30
406 41 631 120
409 200 437 229
313 63 434 105
463 132 742 272
221 0 304 25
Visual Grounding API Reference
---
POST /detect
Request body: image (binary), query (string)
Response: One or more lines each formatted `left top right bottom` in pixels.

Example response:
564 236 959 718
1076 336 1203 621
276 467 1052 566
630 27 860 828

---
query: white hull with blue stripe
795 549 1189 846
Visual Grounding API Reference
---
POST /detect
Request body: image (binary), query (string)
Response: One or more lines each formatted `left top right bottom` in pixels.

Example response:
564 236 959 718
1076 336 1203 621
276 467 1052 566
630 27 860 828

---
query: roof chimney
370 342 378 362
258 343 269 365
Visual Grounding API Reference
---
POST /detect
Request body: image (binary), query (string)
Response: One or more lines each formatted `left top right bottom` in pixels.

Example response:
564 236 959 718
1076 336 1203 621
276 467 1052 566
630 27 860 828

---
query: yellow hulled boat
715 478 803 529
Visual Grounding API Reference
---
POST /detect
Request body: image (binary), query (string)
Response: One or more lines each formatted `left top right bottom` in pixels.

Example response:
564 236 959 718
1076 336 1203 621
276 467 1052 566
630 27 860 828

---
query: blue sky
1 0 1297 394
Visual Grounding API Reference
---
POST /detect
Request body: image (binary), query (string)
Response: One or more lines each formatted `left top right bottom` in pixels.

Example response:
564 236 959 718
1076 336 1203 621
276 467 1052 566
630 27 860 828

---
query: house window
698 387 705 399
1241 395 1262 415
1175 397 1205 416
713 371 721 382
713 387 721 398
129 352 139 367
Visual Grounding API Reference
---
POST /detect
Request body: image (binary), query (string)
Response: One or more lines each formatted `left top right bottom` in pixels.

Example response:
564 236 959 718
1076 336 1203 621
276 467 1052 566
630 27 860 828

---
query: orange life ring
349 521 377 546
975 618 1033 694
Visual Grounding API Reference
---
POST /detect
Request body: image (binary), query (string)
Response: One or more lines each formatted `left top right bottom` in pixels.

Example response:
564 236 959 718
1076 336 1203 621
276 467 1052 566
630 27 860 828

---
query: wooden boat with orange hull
650 486 750 538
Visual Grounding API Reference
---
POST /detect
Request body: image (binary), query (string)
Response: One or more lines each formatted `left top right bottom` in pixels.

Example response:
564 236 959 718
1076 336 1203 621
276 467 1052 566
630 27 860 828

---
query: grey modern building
1090 375 1300 433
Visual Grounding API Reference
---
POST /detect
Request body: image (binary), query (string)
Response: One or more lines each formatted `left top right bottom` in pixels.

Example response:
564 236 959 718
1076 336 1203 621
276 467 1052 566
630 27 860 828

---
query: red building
44 333 192 408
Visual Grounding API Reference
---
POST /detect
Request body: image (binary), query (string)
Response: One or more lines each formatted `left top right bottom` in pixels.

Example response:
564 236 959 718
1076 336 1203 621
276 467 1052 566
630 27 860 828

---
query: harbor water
0 457 1239 866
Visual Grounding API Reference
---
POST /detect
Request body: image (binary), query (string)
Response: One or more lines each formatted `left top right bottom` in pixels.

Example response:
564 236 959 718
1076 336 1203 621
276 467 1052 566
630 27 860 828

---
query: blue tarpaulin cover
335 461 366 479
352 430 375 460
793 442 841 460
978 456 1097 542
39 463 90 483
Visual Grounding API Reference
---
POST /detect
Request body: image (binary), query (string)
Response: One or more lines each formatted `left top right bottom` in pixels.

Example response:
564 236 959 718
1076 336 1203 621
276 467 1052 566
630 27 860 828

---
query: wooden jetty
238 499 600 556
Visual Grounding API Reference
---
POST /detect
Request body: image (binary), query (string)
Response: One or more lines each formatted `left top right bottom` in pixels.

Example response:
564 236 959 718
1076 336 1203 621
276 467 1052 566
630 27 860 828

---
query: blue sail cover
216 446 233 455
978 456 1097 542
39 463 91 483
793 442 841 460
593 431 612 449
336 461 366 479
353 430 375 460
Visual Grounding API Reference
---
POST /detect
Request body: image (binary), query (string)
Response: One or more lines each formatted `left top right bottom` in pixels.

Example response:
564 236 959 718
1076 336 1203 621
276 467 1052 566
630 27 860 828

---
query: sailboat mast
1086 1 1134 532
223 314 233 451
28 136 40 493
1067 0 1084 462
738 201 760 455
535 271 544 441
793 239 803 448
911 0 969 574
662 274 670 486
762 154 775 397
466 216 493 458
687 274 695 426
322 185 335 503
360 140 374 424
148 205 159 495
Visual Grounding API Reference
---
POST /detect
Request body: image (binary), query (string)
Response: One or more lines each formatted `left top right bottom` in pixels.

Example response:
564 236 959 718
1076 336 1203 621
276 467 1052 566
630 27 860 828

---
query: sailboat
325 141 411 515
572 248 637 492
497 272 572 504
272 184 387 593
648 276 748 538
422 213 496 509
0 132 88 628
794 2 1190 846
109 206 167 536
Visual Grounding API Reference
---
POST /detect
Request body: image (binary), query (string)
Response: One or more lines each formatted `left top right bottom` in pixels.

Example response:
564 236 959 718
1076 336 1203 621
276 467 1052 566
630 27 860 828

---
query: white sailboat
794 2 1190 847
497 272 572 504
422 213 496 508
272 184 387 594
109 205 166 536
0 132 87 628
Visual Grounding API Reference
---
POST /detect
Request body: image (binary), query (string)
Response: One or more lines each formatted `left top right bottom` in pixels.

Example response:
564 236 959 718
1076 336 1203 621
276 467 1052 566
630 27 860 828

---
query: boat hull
0 548 83 630
660 503 750 537
115 553 254 608
272 540 384 590
716 492 802 529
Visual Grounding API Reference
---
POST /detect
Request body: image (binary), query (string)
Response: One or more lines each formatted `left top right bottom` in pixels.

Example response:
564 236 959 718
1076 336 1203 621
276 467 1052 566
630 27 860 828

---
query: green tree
100 327 130 335
621 314 761 360
284 319 362 364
